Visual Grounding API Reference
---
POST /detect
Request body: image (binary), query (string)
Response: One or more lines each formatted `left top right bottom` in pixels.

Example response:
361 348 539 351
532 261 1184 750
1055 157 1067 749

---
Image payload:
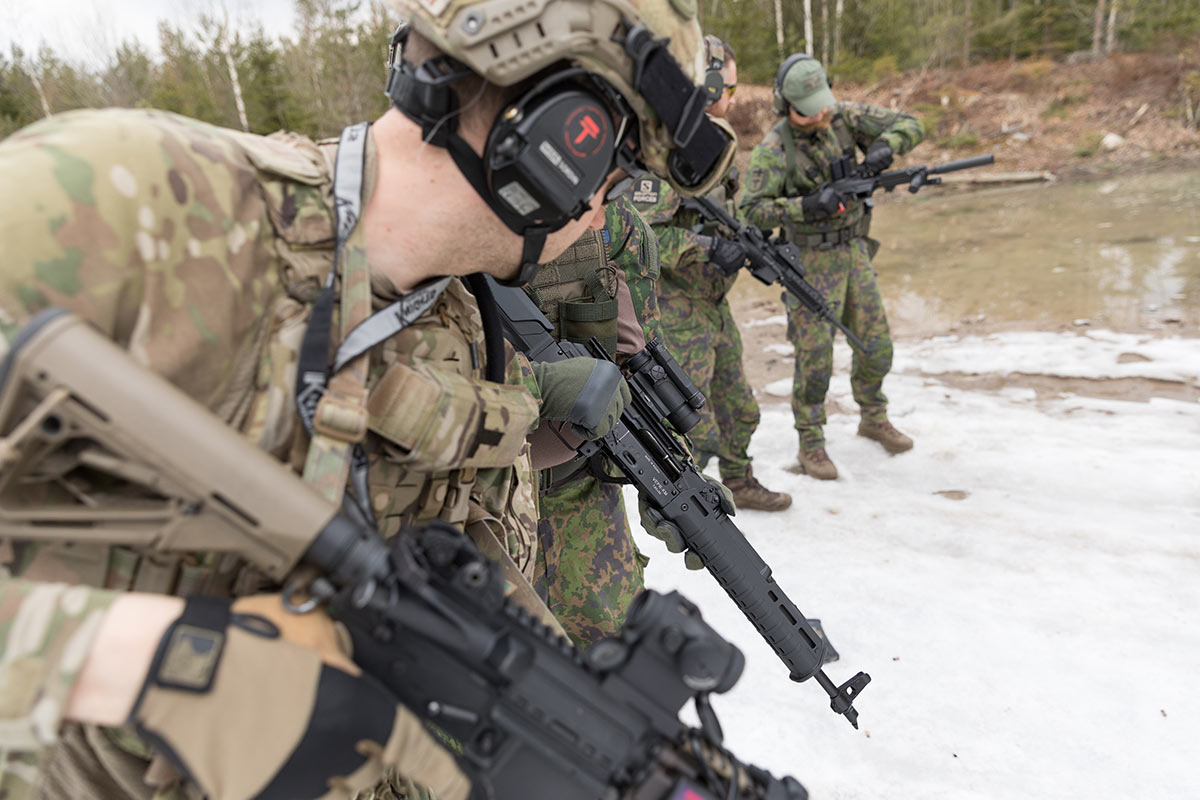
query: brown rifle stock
0 309 334 579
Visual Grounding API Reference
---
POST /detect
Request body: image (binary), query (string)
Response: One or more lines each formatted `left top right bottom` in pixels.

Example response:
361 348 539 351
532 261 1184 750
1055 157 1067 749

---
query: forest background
2 0 1200 144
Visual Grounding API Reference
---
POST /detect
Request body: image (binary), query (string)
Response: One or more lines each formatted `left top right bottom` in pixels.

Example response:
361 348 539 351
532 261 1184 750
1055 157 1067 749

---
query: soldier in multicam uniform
629 37 792 513
529 196 660 646
740 55 925 480
0 0 733 794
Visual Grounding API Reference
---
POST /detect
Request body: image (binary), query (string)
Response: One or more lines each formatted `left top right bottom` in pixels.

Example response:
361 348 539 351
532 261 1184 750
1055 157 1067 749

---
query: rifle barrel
928 154 995 174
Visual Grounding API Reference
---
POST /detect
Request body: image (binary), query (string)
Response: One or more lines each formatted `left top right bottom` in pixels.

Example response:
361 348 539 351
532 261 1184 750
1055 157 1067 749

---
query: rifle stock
487 277 870 728
0 309 809 800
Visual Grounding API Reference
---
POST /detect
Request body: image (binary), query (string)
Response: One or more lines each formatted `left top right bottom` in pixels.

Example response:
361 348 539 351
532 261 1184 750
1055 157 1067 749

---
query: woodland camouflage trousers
785 237 894 448
534 474 644 647
658 292 759 480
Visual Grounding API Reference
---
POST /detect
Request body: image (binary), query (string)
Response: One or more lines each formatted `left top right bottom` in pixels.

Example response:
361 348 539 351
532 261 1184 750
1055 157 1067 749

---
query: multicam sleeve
0 579 119 755
843 101 926 155
738 136 804 230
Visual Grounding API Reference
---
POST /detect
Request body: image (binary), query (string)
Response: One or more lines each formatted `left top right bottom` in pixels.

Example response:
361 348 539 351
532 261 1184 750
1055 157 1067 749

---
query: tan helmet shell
387 0 733 195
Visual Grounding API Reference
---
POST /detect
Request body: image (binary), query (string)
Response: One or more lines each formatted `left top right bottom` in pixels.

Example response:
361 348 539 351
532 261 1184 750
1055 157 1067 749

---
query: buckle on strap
312 393 369 443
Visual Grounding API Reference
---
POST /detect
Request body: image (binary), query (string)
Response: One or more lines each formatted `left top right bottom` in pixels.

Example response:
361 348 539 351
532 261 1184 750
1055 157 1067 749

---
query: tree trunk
1105 0 1119 53
1092 0 1107 55
774 0 786 60
220 33 250 132
28 70 53 118
963 0 972 65
803 0 814 55
821 0 829 63
833 0 844 63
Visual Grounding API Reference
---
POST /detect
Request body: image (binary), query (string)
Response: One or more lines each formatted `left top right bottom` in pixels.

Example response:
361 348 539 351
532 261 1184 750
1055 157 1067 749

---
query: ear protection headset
702 38 726 106
771 53 834 116
385 23 638 285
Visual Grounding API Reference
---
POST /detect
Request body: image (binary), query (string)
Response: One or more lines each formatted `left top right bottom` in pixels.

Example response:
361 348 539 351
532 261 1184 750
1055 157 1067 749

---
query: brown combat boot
796 446 838 480
724 469 793 511
857 419 914 453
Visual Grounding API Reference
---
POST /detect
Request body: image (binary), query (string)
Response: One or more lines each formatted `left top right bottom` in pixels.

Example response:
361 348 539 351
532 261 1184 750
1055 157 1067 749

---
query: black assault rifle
679 195 868 353
483 276 871 729
0 310 806 800
826 154 995 201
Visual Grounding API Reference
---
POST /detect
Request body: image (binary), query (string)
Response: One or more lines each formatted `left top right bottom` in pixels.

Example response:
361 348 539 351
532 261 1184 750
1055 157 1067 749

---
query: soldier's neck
362 109 523 293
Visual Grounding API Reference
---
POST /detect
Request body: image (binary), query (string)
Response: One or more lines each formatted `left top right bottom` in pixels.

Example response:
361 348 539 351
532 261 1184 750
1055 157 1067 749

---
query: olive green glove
129 594 470 800
531 357 631 440
637 477 735 571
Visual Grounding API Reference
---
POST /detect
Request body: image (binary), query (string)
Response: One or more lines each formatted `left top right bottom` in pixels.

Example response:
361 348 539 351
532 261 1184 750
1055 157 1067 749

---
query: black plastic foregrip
487 277 868 727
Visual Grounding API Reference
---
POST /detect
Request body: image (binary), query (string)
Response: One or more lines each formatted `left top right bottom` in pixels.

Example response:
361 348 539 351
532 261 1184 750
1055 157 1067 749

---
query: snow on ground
624 330 1200 800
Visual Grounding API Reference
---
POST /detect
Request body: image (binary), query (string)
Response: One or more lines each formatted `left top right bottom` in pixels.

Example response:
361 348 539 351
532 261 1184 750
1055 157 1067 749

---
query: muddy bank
726 167 1200 406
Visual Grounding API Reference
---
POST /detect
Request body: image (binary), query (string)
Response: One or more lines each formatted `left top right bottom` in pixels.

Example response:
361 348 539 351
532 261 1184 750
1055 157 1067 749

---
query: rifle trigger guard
283 576 324 614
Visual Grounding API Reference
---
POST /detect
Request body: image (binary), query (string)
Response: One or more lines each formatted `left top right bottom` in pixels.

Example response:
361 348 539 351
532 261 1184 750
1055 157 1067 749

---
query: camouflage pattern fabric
0 581 119 797
535 477 642 646
0 108 545 795
740 101 924 446
783 240 894 446
630 170 758 479
531 198 655 647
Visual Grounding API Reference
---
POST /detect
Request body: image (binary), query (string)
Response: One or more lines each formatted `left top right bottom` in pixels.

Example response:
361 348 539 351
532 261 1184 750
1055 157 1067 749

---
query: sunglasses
723 83 737 97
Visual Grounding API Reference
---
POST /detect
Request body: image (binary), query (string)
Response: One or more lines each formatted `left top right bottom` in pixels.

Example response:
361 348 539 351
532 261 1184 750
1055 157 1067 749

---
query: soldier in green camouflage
531 196 659 646
0 0 727 792
629 37 792 512
740 55 925 480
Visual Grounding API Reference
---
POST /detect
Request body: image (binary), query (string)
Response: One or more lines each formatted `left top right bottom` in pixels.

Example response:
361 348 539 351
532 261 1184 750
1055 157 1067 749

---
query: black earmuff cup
486 89 618 230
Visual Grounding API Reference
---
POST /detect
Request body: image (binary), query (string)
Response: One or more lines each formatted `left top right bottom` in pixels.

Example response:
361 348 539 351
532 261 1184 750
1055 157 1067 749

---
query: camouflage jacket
525 197 662 471
628 170 740 304
0 109 542 776
739 101 925 239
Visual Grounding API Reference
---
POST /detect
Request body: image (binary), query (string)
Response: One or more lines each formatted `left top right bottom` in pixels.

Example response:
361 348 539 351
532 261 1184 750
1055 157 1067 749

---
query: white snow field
625 330 1200 800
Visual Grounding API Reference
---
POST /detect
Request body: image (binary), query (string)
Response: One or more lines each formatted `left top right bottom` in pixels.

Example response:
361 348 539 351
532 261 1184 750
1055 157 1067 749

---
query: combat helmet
384 0 736 276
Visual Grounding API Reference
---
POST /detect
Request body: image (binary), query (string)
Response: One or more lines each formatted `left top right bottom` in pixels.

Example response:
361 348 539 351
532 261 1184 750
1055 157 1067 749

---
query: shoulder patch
631 177 660 206
746 168 768 195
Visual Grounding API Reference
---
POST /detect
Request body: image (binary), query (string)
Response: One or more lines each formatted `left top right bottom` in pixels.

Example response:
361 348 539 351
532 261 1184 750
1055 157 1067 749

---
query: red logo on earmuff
564 104 609 159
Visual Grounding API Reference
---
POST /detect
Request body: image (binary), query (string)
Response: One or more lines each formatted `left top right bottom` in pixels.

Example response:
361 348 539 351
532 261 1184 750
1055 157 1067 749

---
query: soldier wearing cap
740 55 924 480
0 0 734 795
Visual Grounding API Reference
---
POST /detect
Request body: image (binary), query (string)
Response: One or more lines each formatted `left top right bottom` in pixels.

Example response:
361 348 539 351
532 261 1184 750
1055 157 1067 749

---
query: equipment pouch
367 361 539 471
559 295 619 356
865 236 882 260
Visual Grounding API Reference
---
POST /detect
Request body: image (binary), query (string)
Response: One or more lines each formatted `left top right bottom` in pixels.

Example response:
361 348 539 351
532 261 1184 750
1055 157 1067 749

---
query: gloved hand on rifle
800 184 846 220
638 476 736 571
703 234 749 277
862 139 894 176
119 593 470 800
532 357 631 440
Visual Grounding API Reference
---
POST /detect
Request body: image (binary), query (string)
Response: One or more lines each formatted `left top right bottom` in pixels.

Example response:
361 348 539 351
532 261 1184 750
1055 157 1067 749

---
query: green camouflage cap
782 58 836 116
388 0 735 196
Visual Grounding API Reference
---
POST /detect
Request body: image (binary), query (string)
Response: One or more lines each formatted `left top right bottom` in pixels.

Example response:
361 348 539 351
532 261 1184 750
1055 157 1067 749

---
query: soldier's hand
800 185 846 220
532 358 631 440
862 139 894 176
637 476 734 571
706 235 749 276
128 594 470 800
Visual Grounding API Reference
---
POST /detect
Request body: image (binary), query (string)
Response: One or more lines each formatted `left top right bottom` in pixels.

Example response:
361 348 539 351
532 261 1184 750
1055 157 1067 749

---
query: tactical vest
525 229 620 356
776 115 873 248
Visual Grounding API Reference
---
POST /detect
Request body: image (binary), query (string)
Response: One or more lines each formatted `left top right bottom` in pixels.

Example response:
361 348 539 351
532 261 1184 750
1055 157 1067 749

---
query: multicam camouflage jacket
739 101 925 241
628 170 740 304
0 108 543 787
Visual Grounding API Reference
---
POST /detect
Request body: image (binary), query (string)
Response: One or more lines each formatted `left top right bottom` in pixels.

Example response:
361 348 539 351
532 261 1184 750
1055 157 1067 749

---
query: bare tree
833 0 844 64
1105 0 1119 53
773 0 785 60
803 0 814 55
821 0 829 63
1092 0 1108 55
